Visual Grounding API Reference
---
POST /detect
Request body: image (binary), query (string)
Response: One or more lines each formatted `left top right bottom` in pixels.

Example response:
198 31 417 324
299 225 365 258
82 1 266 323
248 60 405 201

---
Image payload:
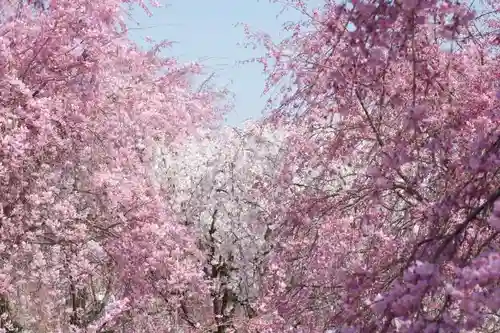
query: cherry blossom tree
247 0 500 331
151 122 291 332
0 0 223 331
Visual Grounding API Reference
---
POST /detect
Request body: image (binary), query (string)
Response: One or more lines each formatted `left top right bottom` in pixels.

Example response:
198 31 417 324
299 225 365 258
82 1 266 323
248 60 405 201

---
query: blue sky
127 1 306 126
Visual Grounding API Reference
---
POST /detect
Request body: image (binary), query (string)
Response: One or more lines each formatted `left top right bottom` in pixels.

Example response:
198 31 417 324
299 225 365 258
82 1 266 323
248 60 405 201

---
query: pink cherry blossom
244 0 500 331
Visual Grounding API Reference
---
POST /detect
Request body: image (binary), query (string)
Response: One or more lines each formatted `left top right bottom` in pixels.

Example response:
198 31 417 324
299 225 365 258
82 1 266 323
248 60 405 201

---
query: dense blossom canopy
245 0 500 331
0 0 222 331
1 0 500 331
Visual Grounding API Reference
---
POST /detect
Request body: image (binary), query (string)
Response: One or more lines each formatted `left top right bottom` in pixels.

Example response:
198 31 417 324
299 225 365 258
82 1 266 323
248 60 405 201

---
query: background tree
151 122 290 332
